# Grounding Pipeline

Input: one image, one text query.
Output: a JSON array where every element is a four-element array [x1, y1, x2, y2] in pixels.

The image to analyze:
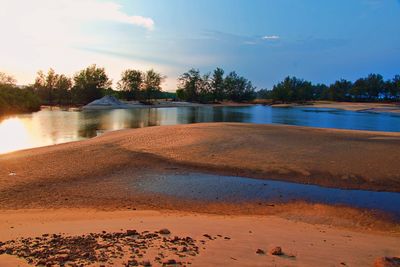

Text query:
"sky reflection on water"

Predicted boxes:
[[1, 105, 400, 154]]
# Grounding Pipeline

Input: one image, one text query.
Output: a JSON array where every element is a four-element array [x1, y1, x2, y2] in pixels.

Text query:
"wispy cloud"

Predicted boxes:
[[0, 0, 156, 86], [0, 0, 154, 33], [262, 35, 280, 40]]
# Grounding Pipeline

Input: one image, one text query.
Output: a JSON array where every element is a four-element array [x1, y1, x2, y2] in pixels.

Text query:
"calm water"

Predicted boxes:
[[134, 173, 400, 219], [1, 105, 400, 153]]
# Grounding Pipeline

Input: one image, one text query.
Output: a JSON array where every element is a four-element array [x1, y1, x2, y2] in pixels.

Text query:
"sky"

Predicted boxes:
[[0, 0, 399, 91]]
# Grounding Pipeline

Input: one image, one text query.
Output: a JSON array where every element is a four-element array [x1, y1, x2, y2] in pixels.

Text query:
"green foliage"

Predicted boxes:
[[71, 65, 112, 105], [271, 76, 312, 102], [117, 69, 143, 100], [212, 67, 225, 101], [224, 71, 256, 102], [34, 69, 73, 105], [117, 69, 165, 103], [177, 68, 256, 103], [257, 89, 272, 99], [260, 74, 400, 103], [178, 69, 202, 102], [142, 69, 165, 102], [328, 79, 352, 101], [0, 84, 41, 115], [158, 91, 177, 99], [176, 88, 186, 101]]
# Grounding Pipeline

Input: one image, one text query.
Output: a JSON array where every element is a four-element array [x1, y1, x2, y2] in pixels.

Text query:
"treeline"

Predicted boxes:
[[31, 65, 165, 105], [0, 73, 41, 115], [176, 68, 256, 103], [258, 74, 400, 102]]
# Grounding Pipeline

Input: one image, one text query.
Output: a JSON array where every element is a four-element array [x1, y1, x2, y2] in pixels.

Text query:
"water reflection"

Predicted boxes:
[[134, 173, 400, 219], [1, 105, 400, 154]]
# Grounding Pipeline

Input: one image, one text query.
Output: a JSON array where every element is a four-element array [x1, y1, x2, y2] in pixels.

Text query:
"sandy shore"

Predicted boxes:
[[0, 209, 399, 267], [296, 101, 400, 113], [2, 123, 399, 193], [1, 123, 400, 265]]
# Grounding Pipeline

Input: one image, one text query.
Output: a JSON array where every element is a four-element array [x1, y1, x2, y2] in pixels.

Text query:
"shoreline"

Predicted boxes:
[[271, 101, 400, 114]]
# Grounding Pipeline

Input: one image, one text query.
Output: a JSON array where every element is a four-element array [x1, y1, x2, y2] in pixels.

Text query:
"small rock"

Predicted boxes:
[[374, 257, 400, 267], [163, 259, 177, 265], [140, 260, 151, 266], [127, 230, 138, 236], [269, 246, 283, 256], [159, 229, 171, 235], [256, 249, 265, 255], [203, 234, 213, 240]]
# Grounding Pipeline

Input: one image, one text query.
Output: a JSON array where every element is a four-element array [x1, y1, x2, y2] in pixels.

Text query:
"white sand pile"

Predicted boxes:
[[83, 96, 129, 110]]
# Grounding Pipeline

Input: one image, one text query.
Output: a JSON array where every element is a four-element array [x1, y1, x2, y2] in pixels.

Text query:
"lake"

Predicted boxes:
[[1, 105, 400, 154]]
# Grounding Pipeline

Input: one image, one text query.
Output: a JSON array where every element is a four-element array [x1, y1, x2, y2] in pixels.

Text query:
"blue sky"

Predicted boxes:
[[0, 0, 399, 90]]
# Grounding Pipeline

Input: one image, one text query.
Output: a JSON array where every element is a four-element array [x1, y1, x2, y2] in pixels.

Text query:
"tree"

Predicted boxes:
[[0, 83, 41, 115], [329, 79, 352, 101], [117, 69, 143, 100], [71, 65, 111, 104], [178, 69, 202, 102], [224, 72, 256, 102], [142, 69, 165, 102], [54, 74, 73, 104], [385, 75, 400, 101], [0, 72, 17, 85], [312, 83, 329, 100], [257, 89, 272, 99], [271, 76, 312, 102], [33, 69, 73, 105], [177, 68, 256, 103], [211, 67, 225, 102], [198, 73, 213, 103]]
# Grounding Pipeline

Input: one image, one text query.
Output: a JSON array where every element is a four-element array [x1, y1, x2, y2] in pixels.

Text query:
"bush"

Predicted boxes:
[[0, 84, 41, 115]]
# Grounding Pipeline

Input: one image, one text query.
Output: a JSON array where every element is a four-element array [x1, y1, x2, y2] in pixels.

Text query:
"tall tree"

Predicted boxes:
[[72, 65, 111, 104], [211, 67, 225, 102], [178, 69, 202, 102], [117, 69, 143, 100], [0, 72, 17, 85], [271, 76, 312, 102], [34, 69, 73, 105], [329, 79, 352, 101], [392, 75, 400, 100], [224, 72, 256, 102], [142, 69, 165, 102], [54, 74, 73, 104]]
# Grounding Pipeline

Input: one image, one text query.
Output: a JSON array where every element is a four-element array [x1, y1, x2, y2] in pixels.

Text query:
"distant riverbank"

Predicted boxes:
[[270, 101, 400, 114], [83, 98, 400, 115]]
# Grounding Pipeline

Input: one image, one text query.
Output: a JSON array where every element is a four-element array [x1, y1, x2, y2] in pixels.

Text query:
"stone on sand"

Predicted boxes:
[[269, 246, 283, 256], [374, 257, 400, 267]]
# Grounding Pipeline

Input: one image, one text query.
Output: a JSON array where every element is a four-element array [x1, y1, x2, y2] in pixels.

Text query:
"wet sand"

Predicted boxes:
[[1, 123, 400, 265]]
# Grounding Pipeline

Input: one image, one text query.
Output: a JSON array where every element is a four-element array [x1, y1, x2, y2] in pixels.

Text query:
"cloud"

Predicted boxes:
[[77, 1, 155, 30], [0, 0, 158, 87], [262, 35, 280, 40], [0, 0, 154, 32]]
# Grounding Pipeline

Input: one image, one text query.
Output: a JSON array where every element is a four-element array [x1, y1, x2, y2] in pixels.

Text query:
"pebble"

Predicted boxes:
[[256, 249, 265, 255], [269, 246, 283, 256]]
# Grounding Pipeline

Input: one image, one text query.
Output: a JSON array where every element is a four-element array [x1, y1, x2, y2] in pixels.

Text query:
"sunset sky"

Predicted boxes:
[[0, 0, 399, 91]]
